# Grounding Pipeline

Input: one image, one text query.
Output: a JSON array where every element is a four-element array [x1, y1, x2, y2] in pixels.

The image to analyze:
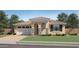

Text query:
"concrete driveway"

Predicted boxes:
[[0, 35, 26, 42]]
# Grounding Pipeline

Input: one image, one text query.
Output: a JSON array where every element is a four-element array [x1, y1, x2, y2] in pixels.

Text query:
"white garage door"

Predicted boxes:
[[15, 28, 32, 35]]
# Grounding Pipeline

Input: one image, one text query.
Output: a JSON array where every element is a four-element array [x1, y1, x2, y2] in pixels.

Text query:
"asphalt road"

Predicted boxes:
[[0, 44, 79, 48]]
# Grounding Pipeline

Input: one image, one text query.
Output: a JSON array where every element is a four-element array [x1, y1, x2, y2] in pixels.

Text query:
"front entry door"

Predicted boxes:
[[34, 24, 38, 35]]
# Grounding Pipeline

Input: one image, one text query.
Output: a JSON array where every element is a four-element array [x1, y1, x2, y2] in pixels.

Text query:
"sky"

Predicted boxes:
[[4, 10, 79, 21]]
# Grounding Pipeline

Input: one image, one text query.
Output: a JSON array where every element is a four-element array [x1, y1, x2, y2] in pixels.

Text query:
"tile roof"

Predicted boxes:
[[15, 17, 66, 26], [49, 20, 66, 24], [15, 21, 32, 26], [29, 17, 50, 23]]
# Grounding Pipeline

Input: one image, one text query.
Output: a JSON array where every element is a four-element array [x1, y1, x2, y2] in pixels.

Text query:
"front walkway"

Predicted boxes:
[[0, 35, 26, 42]]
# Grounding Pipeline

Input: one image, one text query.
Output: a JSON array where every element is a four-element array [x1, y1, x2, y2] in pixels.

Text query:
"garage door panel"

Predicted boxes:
[[15, 28, 32, 35]]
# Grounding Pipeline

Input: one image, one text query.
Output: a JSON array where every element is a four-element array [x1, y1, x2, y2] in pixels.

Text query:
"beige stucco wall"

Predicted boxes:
[[41, 29, 46, 34], [31, 24, 34, 35]]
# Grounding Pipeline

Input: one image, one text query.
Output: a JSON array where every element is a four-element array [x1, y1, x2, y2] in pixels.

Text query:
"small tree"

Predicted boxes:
[[9, 14, 19, 34], [57, 13, 68, 22], [0, 10, 8, 34], [67, 13, 79, 33], [67, 13, 78, 28], [77, 20, 79, 28]]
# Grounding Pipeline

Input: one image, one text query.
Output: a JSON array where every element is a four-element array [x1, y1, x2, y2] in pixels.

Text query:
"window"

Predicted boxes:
[[25, 26, 31, 28], [22, 26, 25, 28], [18, 26, 31, 28], [50, 25, 53, 31], [53, 24, 59, 31], [59, 25, 62, 31], [29, 26, 31, 28], [50, 24, 62, 31], [25, 26, 29, 28], [18, 26, 21, 28]]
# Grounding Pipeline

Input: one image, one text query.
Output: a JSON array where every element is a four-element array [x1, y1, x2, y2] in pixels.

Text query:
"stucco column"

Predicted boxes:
[[62, 25, 65, 34], [46, 22, 49, 34], [31, 24, 34, 35], [38, 24, 41, 35]]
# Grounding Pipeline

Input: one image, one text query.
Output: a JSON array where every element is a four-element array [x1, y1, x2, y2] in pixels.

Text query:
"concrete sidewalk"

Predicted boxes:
[[0, 35, 26, 42]]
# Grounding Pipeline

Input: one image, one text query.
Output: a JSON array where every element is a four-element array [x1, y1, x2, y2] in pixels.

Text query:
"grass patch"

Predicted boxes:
[[22, 36, 79, 42]]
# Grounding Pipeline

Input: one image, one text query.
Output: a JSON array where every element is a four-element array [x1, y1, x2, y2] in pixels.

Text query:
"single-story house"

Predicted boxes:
[[15, 17, 66, 35]]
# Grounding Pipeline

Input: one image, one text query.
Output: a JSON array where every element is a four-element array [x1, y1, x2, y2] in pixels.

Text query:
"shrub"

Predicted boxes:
[[40, 34, 52, 36], [7, 32, 12, 35], [0, 32, 4, 35], [69, 33, 77, 35], [56, 34, 66, 36], [13, 33, 16, 35]]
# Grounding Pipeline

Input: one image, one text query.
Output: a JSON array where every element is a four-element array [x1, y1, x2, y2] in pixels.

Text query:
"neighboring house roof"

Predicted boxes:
[[29, 17, 50, 23]]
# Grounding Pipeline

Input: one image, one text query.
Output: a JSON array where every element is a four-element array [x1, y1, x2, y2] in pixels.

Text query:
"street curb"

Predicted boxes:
[[16, 41, 79, 47], [18, 41, 79, 44], [16, 41, 79, 46]]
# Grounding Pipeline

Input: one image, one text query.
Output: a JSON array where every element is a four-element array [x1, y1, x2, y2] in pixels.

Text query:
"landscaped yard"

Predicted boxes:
[[0, 35, 6, 38], [22, 36, 79, 42]]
